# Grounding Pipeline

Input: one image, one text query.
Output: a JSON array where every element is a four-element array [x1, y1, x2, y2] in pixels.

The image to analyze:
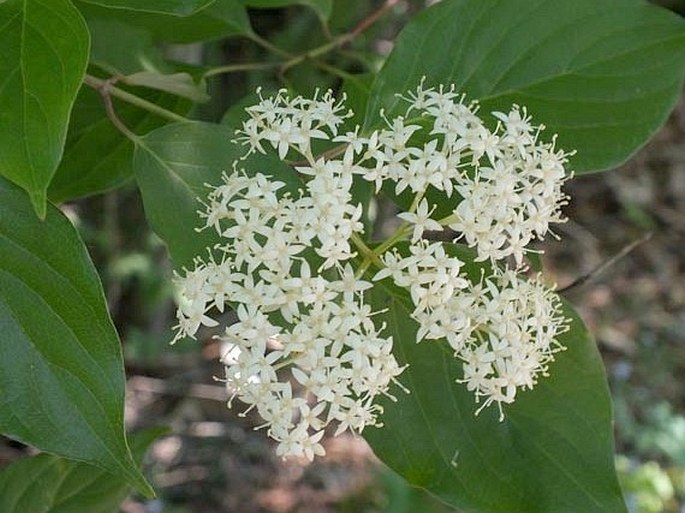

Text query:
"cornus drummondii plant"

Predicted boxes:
[[172, 81, 571, 458]]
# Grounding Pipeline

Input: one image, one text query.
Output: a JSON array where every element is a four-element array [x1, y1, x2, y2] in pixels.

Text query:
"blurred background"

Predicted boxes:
[[3, 1, 685, 512]]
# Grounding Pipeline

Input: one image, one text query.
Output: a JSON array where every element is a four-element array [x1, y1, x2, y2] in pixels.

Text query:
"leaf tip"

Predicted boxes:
[[29, 189, 47, 220], [129, 469, 156, 499]]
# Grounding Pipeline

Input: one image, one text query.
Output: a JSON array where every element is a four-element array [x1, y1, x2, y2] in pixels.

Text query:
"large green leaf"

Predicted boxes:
[[134, 122, 301, 269], [0, 0, 89, 217], [364, 0, 685, 173], [77, 0, 253, 43], [87, 17, 166, 75], [78, 0, 215, 16], [240, 0, 333, 21], [48, 85, 189, 203], [0, 428, 164, 513], [365, 259, 627, 513], [0, 177, 152, 497]]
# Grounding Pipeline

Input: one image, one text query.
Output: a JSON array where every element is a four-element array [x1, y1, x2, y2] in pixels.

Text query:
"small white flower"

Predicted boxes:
[[397, 199, 443, 243]]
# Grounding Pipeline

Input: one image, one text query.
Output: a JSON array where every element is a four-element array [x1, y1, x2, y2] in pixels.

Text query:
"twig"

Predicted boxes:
[[84, 73, 188, 126], [203, 61, 282, 78], [557, 232, 653, 294], [311, 59, 357, 81], [128, 375, 227, 402], [288, 143, 348, 167], [350, 0, 399, 38], [155, 467, 209, 488], [85, 75, 141, 143], [279, 0, 398, 75], [246, 31, 295, 59]]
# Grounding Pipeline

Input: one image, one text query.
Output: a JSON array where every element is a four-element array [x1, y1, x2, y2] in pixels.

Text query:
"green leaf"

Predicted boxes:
[[341, 73, 373, 130], [0, 0, 90, 217], [0, 428, 164, 513], [48, 85, 189, 203], [364, 0, 685, 173], [220, 89, 267, 129], [240, 0, 333, 21], [77, 0, 253, 43], [124, 71, 210, 103], [134, 122, 301, 269], [381, 468, 458, 513], [0, 177, 152, 497], [87, 17, 166, 75], [365, 255, 627, 513], [78, 0, 215, 16]]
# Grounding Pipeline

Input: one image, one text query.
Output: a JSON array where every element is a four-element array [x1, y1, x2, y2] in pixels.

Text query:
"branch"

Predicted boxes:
[[557, 232, 653, 294], [84, 74, 188, 126]]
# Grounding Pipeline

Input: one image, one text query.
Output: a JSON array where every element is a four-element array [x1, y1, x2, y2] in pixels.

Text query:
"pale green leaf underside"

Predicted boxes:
[[0, 177, 151, 496], [365, 0, 685, 173], [124, 71, 210, 103]]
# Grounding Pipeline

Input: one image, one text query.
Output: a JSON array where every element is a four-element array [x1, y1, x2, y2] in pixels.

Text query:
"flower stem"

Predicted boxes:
[[408, 190, 425, 215], [350, 233, 383, 269], [438, 212, 459, 225], [355, 191, 424, 277]]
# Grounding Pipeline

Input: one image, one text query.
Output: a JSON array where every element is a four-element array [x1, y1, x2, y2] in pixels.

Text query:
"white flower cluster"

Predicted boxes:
[[173, 91, 404, 459], [173, 82, 572, 458], [361, 82, 571, 417], [376, 245, 567, 418], [239, 87, 351, 161], [459, 269, 567, 414], [348, 82, 572, 265]]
